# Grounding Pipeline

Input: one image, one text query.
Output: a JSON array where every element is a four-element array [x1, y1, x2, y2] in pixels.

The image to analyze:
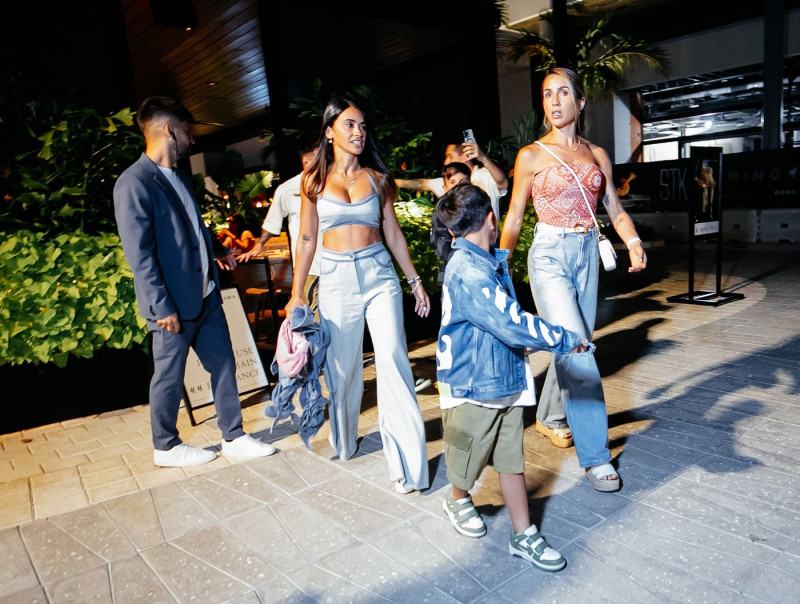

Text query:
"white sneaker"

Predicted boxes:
[[153, 443, 216, 467], [222, 434, 277, 458]]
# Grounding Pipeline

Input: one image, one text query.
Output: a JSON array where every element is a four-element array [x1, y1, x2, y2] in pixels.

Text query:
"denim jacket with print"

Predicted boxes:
[[436, 238, 583, 401]]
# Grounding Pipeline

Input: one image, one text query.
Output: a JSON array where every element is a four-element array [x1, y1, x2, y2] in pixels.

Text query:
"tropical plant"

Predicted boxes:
[[393, 193, 440, 295], [496, 12, 670, 99], [0, 230, 147, 367], [196, 169, 275, 233], [0, 99, 142, 235]]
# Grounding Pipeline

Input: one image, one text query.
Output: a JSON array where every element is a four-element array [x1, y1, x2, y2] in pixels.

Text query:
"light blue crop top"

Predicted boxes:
[[317, 174, 381, 233]]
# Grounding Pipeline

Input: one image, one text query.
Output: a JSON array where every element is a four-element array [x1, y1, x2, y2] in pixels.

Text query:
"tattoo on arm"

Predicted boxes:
[[258, 232, 270, 245], [302, 234, 311, 241], [614, 216, 624, 228], [602, 194, 610, 208]]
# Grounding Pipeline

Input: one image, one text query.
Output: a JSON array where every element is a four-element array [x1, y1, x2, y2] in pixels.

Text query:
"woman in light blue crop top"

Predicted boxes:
[[285, 97, 430, 494]]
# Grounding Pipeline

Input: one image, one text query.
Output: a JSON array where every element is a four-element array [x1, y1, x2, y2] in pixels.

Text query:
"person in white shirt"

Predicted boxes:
[[396, 134, 508, 217], [239, 141, 322, 309]]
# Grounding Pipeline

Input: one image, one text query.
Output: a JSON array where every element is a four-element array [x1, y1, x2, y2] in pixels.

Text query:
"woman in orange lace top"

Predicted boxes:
[[500, 67, 646, 493]]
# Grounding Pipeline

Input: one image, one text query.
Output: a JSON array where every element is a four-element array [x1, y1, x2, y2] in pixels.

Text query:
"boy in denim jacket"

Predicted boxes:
[[435, 183, 587, 572]]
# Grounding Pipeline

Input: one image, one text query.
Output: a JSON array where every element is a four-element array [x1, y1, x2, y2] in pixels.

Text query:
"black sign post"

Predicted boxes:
[[667, 146, 744, 306]]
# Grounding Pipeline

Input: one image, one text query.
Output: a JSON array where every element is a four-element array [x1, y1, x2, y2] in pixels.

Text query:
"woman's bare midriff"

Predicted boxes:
[[322, 224, 382, 252]]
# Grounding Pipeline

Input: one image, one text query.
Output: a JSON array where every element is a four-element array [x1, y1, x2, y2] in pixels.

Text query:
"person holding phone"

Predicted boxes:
[[396, 130, 508, 217]]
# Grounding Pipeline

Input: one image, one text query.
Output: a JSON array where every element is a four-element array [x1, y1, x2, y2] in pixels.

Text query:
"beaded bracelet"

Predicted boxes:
[[407, 275, 421, 285]]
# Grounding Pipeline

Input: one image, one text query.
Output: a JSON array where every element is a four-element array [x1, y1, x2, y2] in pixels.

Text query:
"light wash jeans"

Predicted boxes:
[[318, 242, 429, 491], [529, 225, 611, 468]]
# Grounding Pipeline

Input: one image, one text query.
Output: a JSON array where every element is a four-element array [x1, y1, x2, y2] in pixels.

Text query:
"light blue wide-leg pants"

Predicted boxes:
[[529, 227, 611, 468], [318, 242, 429, 491]]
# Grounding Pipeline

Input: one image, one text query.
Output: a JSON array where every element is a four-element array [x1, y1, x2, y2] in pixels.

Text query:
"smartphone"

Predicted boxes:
[[462, 129, 476, 144]]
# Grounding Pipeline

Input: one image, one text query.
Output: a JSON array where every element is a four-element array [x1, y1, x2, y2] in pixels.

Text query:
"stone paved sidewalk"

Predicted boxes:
[[1, 243, 799, 603]]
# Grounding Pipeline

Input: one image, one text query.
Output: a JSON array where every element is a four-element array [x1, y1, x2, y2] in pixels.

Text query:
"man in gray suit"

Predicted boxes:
[[114, 96, 276, 467]]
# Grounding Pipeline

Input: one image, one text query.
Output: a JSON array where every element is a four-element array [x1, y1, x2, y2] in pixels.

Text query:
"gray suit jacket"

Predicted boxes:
[[114, 153, 224, 322]]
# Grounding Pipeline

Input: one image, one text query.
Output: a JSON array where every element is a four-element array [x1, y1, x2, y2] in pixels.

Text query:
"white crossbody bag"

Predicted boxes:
[[534, 141, 617, 271]]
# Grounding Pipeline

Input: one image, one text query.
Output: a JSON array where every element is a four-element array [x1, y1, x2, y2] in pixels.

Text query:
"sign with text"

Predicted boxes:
[[183, 288, 268, 406], [609, 159, 692, 213]]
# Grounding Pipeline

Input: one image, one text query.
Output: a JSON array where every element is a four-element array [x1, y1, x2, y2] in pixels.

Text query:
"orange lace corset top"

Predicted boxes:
[[532, 162, 604, 228]]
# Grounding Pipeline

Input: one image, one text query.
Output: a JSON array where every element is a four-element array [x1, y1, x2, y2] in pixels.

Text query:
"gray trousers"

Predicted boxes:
[[148, 288, 245, 450], [318, 242, 429, 491]]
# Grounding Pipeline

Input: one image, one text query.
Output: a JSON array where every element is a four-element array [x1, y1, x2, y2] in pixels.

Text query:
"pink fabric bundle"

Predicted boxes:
[[274, 319, 310, 377]]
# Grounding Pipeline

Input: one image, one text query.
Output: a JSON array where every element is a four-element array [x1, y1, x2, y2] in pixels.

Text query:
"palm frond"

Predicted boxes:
[[501, 11, 671, 99], [493, 0, 509, 27], [496, 29, 556, 68]]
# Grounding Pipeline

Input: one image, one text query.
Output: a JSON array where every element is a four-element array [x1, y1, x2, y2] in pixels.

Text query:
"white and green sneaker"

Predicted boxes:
[[442, 488, 487, 538], [509, 525, 566, 572]]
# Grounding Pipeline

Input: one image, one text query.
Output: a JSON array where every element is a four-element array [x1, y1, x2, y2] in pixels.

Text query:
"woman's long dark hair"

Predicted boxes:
[[303, 97, 396, 203]]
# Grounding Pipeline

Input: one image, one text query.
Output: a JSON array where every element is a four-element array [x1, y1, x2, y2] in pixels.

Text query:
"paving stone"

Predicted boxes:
[[0, 505, 33, 531], [76, 456, 127, 477], [600, 504, 779, 589], [742, 562, 800, 603], [109, 555, 174, 603], [277, 566, 378, 603], [178, 474, 265, 521], [565, 539, 739, 603], [244, 452, 321, 494], [19, 520, 105, 585], [410, 515, 532, 591], [317, 540, 457, 603], [28, 466, 77, 488], [40, 453, 91, 473], [525, 491, 607, 530], [86, 477, 141, 504], [150, 482, 217, 540], [294, 474, 419, 538], [50, 505, 136, 562], [0, 528, 39, 597], [140, 542, 249, 602], [225, 591, 263, 603], [80, 465, 133, 489], [0, 585, 47, 604], [679, 455, 800, 511], [103, 490, 165, 550], [660, 477, 800, 541], [201, 462, 285, 504], [262, 493, 359, 563], [488, 551, 617, 603], [31, 479, 89, 519], [45, 565, 111, 603], [222, 504, 318, 574], [610, 453, 683, 498], [171, 525, 278, 588], [784, 538, 800, 557], [373, 524, 488, 602], [619, 434, 712, 469]]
